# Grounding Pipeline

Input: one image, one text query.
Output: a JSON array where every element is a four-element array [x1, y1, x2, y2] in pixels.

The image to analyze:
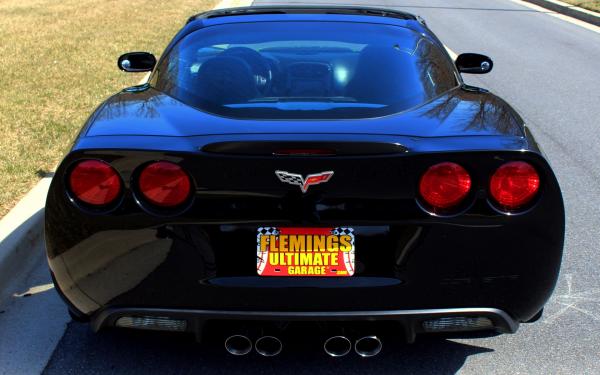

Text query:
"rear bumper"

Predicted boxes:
[[91, 306, 518, 342], [48, 222, 562, 324]]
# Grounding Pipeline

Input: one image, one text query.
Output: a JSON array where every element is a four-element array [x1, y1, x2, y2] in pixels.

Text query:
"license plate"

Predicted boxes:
[[256, 227, 355, 277]]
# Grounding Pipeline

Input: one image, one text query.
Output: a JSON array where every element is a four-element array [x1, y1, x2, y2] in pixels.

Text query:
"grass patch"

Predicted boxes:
[[560, 0, 600, 12], [0, 0, 219, 218]]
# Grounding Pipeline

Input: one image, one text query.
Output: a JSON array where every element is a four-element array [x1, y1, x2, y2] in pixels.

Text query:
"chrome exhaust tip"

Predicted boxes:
[[255, 335, 283, 357], [323, 335, 352, 357], [354, 336, 382, 357], [225, 335, 252, 356]]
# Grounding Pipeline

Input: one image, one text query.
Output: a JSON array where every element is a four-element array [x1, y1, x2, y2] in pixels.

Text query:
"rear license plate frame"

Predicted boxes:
[[256, 227, 355, 277]]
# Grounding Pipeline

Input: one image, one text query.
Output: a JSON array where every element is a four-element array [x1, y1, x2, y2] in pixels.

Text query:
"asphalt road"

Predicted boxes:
[[6, 0, 599, 374]]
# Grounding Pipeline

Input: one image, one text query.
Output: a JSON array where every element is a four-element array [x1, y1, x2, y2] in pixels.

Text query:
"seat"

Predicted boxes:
[[193, 55, 259, 105], [345, 45, 423, 105]]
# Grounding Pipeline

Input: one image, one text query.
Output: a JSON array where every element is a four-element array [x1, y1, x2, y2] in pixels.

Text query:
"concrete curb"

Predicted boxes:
[[0, 177, 52, 301], [523, 0, 600, 26]]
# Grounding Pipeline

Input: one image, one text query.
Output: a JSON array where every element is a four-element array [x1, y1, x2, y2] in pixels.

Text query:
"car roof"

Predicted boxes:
[[180, 6, 430, 41], [187, 6, 429, 30], [188, 5, 418, 23]]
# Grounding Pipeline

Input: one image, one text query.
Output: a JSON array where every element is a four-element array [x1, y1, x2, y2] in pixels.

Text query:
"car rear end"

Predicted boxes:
[[45, 9, 564, 347], [46, 136, 564, 342]]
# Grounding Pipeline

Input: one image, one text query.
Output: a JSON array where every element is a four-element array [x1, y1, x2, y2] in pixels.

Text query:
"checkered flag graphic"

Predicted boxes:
[[257, 227, 280, 236], [257, 227, 279, 274], [275, 170, 304, 187], [331, 227, 355, 276], [332, 227, 354, 236], [332, 227, 355, 249], [257, 227, 279, 256]]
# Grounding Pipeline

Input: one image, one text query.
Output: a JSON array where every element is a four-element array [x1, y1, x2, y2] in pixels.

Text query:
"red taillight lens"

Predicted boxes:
[[419, 162, 472, 209], [139, 161, 191, 207], [69, 160, 121, 206], [490, 161, 540, 210]]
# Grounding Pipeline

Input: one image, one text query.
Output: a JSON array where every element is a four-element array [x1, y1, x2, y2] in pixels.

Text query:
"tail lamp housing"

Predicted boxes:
[[68, 160, 122, 206], [490, 161, 540, 211], [419, 162, 472, 211], [138, 161, 192, 208]]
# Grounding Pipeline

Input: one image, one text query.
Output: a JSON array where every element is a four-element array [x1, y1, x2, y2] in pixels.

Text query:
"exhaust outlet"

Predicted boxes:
[[354, 336, 382, 357], [255, 336, 283, 357], [225, 335, 252, 356], [323, 336, 352, 357]]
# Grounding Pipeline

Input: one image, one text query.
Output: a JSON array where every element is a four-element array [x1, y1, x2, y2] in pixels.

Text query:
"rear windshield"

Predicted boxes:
[[154, 21, 458, 119]]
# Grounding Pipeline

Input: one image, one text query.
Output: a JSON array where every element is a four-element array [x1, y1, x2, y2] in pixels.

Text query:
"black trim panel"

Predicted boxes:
[[92, 306, 519, 341]]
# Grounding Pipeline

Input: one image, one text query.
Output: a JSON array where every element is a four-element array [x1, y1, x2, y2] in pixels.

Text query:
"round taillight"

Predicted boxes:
[[419, 162, 472, 209], [490, 161, 540, 210], [138, 161, 191, 207], [69, 160, 122, 206]]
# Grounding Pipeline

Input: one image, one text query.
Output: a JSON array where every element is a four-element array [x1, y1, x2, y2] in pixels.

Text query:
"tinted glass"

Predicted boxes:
[[155, 22, 458, 119]]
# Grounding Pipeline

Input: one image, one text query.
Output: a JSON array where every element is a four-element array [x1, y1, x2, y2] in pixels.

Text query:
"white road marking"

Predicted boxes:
[[543, 273, 600, 324], [138, 72, 150, 85], [561, 302, 600, 321], [506, 0, 600, 34], [444, 45, 458, 60], [543, 301, 576, 324], [13, 283, 54, 298]]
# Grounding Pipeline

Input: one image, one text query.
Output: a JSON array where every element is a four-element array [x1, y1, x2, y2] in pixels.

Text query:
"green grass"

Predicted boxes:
[[561, 0, 600, 12], [0, 0, 218, 218]]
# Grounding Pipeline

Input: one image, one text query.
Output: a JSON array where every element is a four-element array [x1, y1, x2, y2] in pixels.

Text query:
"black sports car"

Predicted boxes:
[[46, 6, 564, 357]]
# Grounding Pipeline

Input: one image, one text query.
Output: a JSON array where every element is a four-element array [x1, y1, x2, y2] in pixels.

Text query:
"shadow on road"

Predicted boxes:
[[44, 322, 494, 375]]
